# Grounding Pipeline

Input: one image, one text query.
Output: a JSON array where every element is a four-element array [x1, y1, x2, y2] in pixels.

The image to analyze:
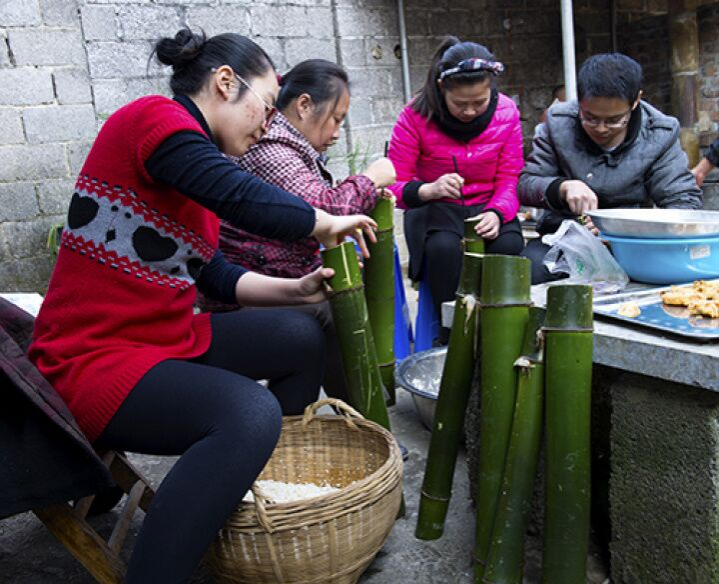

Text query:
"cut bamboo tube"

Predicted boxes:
[[463, 218, 486, 254], [416, 252, 483, 540], [542, 284, 593, 584], [321, 241, 391, 430], [474, 255, 532, 583], [364, 197, 396, 405], [483, 307, 545, 584]]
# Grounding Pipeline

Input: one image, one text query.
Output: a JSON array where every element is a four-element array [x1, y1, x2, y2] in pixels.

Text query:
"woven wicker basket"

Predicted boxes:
[[207, 398, 403, 584]]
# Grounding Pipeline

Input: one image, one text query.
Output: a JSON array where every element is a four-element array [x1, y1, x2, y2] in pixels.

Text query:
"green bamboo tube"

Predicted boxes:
[[463, 218, 486, 254], [321, 241, 391, 430], [364, 197, 396, 405], [415, 252, 483, 540], [482, 307, 545, 584], [474, 255, 531, 583], [542, 285, 593, 584]]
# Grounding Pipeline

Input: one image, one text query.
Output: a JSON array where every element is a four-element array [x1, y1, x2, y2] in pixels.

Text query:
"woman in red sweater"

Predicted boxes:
[[29, 29, 375, 583]]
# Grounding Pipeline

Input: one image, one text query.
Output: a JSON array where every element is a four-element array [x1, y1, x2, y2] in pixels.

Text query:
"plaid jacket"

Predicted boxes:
[[199, 112, 377, 311]]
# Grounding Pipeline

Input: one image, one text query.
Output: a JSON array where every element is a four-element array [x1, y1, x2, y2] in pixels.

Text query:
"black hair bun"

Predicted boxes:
[[155, 28, 207, 69]]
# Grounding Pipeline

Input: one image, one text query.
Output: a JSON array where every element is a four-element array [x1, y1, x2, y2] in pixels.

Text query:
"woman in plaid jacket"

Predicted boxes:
[[199, 59, 396, 402]]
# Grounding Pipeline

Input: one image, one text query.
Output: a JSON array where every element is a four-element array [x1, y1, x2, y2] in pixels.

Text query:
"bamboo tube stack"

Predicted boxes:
[[482, 307, 546, 584], [415, 252, 483, 540], [473, 255, 532, 582], [364, 197, 397, 406], [542, 285, 593, 584], [321, 241, 391, 431]]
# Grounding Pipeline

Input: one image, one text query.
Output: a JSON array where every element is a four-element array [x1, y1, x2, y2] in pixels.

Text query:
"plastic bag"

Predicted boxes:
[[542, 219, 629, 294]]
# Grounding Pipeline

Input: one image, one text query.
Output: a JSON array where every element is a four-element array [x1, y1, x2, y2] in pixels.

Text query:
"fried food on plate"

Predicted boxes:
[[617, 301, 641, 318], [660, 287, 704, 306], [688, 300, 719, 319], [659, 280, 719, 321]]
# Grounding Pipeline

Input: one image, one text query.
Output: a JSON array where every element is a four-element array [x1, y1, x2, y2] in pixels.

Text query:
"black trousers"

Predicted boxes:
[[520, 238, 569, 285], [97, 309, 325, 583]]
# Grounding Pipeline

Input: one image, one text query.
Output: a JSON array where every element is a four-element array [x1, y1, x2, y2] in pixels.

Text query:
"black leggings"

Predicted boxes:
[[425, 226, 525, 334], [97, 309, 325, 583], [238, 300, 349, 403]]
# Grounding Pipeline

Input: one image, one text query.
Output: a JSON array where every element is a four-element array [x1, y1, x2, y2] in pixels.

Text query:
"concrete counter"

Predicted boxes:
[[444, 283, 719, 391], [443, 285, 719, 584]]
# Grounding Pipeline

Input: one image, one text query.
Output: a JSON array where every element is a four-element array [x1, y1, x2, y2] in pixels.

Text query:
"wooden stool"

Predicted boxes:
[[32, 450, 156, 584]]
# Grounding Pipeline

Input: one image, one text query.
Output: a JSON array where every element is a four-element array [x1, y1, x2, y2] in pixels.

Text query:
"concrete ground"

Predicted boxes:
[[0, 388, 610, 584], [0, 274, 610, 583]]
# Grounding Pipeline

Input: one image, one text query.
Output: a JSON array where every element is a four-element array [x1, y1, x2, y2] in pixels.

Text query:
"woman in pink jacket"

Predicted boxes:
[[388, 37, 524, 344]]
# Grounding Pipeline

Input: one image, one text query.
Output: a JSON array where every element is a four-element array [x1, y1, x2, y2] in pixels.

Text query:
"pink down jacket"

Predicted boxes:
[[387, 93, 523, 222]]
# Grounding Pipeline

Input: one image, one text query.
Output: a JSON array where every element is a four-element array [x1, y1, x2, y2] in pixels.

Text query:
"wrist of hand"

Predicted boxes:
[[418, 183, 435, 201], [559, 181, 571, 200]]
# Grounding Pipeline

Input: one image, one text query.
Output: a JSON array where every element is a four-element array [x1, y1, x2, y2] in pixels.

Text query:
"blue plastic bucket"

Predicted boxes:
[[602, 234, 719, 284]]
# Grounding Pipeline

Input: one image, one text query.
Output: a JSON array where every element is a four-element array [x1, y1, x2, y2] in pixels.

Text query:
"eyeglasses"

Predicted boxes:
[[234, 72, 278, 129], [579, 108, 632, 129]]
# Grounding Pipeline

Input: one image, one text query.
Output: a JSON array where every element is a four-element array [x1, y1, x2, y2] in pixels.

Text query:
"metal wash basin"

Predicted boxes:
[[394, 347, 447, 431]]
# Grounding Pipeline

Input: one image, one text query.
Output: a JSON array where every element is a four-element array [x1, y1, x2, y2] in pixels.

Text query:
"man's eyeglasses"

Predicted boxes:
[[579, 108, 632, 129], [234, 72, 278, 129]]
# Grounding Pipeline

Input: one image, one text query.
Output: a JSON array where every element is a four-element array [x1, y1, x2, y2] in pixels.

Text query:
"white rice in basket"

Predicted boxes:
[[243, 480, 340, 504]]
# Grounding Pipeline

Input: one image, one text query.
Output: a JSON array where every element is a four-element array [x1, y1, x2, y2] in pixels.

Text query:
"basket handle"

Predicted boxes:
[[250, 483, 275, 533], [301, 398, 364, 429], [249, 399, 364, 534]]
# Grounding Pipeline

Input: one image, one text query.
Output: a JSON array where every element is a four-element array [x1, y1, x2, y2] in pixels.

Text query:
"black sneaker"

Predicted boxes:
[[398, 442, 409, 461]]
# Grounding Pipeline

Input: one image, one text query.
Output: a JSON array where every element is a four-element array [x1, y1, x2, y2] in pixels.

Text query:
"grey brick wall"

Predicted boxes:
[[0, 0, 349, 292], [0, 0, 697, 293]]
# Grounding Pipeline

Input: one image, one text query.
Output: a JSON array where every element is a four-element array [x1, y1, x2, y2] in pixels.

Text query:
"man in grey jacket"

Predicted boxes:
[[519, 53, 702, 283]]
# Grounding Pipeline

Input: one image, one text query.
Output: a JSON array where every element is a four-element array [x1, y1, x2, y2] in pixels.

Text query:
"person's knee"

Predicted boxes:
[[486, 232, 524, 256], [425, 231, 460, 261], [212, 384, 282, 458], [521, 239, 566, 284], [278, 310, 325, 354]]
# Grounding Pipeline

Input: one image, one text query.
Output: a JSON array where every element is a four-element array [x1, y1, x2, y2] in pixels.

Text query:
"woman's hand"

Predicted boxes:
[[419, 173, 464, 202], [295, 267, 335, 304], [312, 209, 377, 258], [472, 212, 501, 240], [559, 180, 598, 215], [363, 157, 396, 188], [377, 187, 396, 203], [234, 268, 335, 307]]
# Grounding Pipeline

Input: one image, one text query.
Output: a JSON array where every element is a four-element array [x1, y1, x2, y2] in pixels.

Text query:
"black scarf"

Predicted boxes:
[[435, 88, 499, 142]]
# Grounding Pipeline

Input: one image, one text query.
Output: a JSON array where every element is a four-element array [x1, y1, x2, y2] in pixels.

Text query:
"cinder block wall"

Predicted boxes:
[[0, 0, 691, 293], [0, 0, 409, 292]]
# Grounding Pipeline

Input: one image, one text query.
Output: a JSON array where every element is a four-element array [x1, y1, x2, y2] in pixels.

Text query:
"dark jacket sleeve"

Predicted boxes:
[[644, 137, 703, 209], [518, 121, 570, 213], [705, 138, 719, 167], [145, 131, 316, 241], [195, 250, 247, 303]]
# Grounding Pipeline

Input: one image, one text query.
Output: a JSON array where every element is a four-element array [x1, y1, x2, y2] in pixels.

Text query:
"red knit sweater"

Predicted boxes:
[[30, 96, 219, 442]]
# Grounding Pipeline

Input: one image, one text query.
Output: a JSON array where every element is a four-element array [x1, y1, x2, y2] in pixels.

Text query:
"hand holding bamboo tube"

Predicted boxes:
[[463, 217, 486, 254], [321, 241, 391, 430], [312, 209, 377, 258], [233, 267, 335, 306]]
